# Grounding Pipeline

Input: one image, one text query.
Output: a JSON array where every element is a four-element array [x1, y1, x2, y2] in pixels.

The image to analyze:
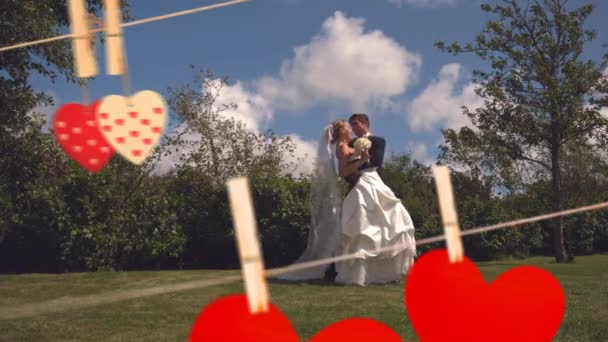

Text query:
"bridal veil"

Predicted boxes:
[[278, 124, 342, 280]]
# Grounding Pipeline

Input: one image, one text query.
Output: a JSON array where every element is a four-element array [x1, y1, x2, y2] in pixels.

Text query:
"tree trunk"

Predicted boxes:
[[550, 142, 569, 263], [205, 124, 221, 179]]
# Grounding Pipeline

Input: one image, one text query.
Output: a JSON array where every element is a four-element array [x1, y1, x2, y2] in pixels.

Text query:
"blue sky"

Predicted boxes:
[[29, 0, 608, 174]]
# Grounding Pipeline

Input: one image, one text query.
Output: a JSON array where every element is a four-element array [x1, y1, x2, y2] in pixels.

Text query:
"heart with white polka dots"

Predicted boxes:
[[52, 101, 115, 173], [96, 90, 168, 165]]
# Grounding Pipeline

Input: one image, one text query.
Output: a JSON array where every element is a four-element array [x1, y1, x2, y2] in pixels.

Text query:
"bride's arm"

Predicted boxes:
[[337, 144, 369, 178], [342, 144, 356, 155]]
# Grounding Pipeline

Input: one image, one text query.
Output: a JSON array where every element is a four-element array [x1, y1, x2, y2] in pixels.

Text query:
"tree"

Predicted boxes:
[[154, 67, 310, 269], [0, 0, 131, 133], [436, 0, 608, 262], [0, 1, 132, 240], [0, 1, 132, 270], [160, 67, 301, 183]]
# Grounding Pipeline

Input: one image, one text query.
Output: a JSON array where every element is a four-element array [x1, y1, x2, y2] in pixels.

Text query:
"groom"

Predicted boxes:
[[344, 113, 386, 189]]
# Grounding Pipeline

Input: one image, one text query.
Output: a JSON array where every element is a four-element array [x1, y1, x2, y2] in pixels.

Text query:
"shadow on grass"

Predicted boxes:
[[269, 278, 346, 287], [269, 278, 403, 288]]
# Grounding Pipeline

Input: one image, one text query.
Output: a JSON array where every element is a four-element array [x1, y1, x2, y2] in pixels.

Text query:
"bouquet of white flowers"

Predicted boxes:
[[351, 137, 372, 160]]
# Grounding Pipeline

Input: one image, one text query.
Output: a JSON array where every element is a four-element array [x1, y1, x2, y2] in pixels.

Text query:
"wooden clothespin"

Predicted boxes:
[[67, 0, 98, 78], [103, 0, 126, 75], [227, 177, 270, 314], [432, 165, 464, 263]]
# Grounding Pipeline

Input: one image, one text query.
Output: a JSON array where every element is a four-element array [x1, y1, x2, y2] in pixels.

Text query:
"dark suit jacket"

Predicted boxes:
[[344, 135, 386, 188]]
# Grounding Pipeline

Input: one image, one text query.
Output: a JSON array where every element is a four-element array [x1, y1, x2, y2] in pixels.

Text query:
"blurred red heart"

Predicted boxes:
[[189, 294, 403, 341], [189, 294, 299, 342], [52, 101, 114, 172], [310, 317, 402, 342], [190, 249, 565, 341], [405, 249, 565, 342]]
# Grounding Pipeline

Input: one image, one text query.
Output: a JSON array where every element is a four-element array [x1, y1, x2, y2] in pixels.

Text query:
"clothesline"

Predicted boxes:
[[0, 0, 249, 53], [2, 198, 607, 321], [268, 199, 608, 276]]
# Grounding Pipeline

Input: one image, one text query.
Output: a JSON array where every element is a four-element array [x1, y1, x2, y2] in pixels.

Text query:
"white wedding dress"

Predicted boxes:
[[278, 124, 416, 286], [335, 167, 417, 286]]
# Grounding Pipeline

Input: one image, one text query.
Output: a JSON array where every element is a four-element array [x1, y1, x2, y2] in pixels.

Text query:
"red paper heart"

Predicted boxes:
[[52, 102, 114, 173], [310, 317, 402, 342], [189, 294, 299, 342], [189, 294, 403, 341], [96, 91, 167, 165], [405, 249, 565, 342]]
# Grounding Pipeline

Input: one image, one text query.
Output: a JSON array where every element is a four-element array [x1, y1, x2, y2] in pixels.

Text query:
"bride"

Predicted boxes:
[[278, 120, 416, 286]]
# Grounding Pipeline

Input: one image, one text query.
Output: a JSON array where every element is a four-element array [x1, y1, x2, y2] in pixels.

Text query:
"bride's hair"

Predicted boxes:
[[330, 120, 349, 143]]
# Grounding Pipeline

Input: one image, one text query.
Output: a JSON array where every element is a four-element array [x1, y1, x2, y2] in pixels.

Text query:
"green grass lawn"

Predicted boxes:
[[0, 254, 606, 341]]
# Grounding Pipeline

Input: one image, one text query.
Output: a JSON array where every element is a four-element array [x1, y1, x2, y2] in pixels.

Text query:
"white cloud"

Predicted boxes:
[[407, 63, 483, 132], [257, 11, 422, 113], [283, 134, 317, 176], [388, 0, 458, 8], [152, 123, 197, 175], [407, 141, 435, 165], [155, 11, 424, 175], [212, 80, 273, 132]]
